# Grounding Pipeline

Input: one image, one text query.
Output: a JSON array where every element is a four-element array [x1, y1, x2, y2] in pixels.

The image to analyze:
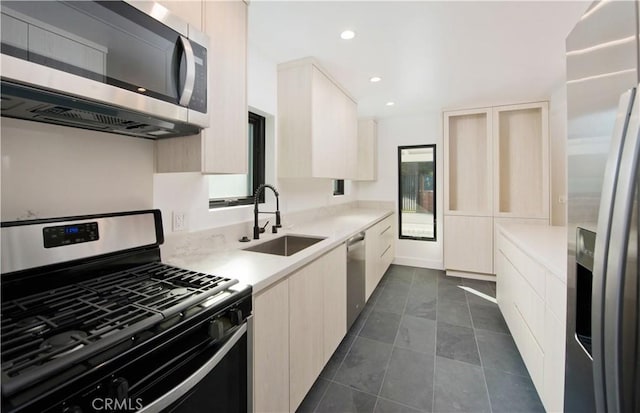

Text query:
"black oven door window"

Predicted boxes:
[[165, 333, 247, 413]]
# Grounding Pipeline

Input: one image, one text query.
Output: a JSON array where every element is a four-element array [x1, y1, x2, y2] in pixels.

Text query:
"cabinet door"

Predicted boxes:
[[444, 108, 493, 215], [365, 222, 381, 300], [444, 215, 493, 274], [493, 102, 549, 218], [311, 66, 346, 178], [323, 245, 347, 361], [254, 279, 289, 413], [202, 0, 248, 174], [543, 306, 566, 412], [289, 261, 324, 411], [343, 95, 358, 179], [356, 119, 377, 181]]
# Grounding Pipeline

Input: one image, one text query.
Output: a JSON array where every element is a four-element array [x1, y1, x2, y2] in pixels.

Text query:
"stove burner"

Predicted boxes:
[[40, 331, 88, 358], [168, 288, 189, 297]]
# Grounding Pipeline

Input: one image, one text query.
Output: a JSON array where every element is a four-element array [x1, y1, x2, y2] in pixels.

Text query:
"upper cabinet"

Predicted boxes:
[[153, 0, 203, 30], [493, 103, 549, 219], [443, 101, 549, 278], [444, 108, 493, 216], [156, 0, 248, 174], [277, 58, 358, 179], [356, 118, 378, 181]]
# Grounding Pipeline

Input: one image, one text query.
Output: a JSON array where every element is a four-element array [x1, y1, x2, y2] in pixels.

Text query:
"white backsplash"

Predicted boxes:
[[160, 201, 368, 262]]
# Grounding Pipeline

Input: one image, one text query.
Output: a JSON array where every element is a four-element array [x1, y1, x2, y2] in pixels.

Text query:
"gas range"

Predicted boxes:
[[1, 210, 252, 413]]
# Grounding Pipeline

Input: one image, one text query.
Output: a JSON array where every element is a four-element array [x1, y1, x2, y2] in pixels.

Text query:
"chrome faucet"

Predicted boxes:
[[254, 184, 282, 240]]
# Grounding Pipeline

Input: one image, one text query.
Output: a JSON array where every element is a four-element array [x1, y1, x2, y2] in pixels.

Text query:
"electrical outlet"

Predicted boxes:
[[173, 211, 187, 232]]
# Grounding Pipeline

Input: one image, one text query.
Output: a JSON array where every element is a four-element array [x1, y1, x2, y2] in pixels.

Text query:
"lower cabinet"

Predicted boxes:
[[444, 215, 493, 276], [365, 215, 395, 300], [496, 229, 566, 412], [253, 278, 289, 413], [253, 244, 346, 413]]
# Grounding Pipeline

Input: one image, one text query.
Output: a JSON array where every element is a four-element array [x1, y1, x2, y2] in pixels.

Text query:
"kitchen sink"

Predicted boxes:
[[244, 235, 325, 256]]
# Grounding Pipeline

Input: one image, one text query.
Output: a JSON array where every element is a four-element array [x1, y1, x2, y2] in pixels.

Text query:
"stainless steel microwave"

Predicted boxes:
[[0, 1, 208, 139]]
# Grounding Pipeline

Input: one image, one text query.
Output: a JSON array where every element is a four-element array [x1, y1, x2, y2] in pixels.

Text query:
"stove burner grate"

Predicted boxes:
[[0, 262, 236, 396]]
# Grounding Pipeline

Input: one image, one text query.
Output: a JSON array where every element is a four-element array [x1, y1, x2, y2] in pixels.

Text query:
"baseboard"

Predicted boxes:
[[393, 256, 444, 270], [445, 270, 496, 282]]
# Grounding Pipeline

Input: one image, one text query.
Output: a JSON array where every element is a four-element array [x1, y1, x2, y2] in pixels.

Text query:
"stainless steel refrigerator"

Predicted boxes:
[[565, 1, 640, 412]]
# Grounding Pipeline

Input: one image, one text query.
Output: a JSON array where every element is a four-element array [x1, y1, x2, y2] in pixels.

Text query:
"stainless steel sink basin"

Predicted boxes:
[[244, 235, 325, 256]]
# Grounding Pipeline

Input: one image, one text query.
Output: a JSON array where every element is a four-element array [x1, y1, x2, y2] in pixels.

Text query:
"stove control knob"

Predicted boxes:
[[108, 377, 129, 400], [209, 318, 225, 341], [62, 406, 82, 413], [229, 309, 243, 325]]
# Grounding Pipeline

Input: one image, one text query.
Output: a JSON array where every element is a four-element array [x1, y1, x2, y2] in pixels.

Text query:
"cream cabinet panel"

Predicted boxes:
[[356, 118, 377, 181], [543, 306, 566, 413], [289, 261, 324, 411], [154, 0, 202, 29], [444, 109, 493, 215], [253, 279, 289, 413], [278, 58, 358, 179], [322, 245, 347, 362], [444, 215, 493, 275], [365, 215, 395, 300], [496, 229, 566, 411], [493, 102, 549, 219], [156, 0, 247, 174], [443, 101, 549, 277]]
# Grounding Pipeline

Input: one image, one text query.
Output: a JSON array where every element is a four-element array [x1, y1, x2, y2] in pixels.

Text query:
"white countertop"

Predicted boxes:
[[162, 208, 393, 294], [497, 223, 567, 282]]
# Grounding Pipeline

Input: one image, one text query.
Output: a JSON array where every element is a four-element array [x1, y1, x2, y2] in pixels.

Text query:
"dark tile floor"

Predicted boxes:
[[296, 265, 545, 413]]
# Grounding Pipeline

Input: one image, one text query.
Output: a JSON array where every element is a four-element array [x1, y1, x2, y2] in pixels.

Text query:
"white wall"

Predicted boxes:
[[549, 83, 568, 226], [359, 113, 444, 269], [1, 118, 154, 221], [153, 43, 356, 234]]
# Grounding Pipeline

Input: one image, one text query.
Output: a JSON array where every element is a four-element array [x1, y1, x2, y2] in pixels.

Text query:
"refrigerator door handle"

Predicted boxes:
[[592, 88, 636, 413], [603, 84, 640, 413]]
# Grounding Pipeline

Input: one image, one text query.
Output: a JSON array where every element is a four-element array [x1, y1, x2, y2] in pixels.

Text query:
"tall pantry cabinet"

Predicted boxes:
[[443, 102, 549, 279]]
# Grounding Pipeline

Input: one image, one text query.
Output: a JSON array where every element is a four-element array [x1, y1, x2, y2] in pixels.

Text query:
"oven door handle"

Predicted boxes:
[[138, 323, 247, 413]]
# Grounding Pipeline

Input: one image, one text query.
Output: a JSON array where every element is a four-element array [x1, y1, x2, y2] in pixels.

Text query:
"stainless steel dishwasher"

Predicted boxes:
[[346, 232, 366, 330]]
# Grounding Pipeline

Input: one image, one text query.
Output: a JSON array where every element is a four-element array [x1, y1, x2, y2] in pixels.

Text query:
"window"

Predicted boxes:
[[333, 179, 345, 196], [209, 112, 265, 208], [398, 144, 436, 241]]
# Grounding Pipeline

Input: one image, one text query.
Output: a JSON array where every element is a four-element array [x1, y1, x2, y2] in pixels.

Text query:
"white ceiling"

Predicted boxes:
[[248, 1, 590, 118]]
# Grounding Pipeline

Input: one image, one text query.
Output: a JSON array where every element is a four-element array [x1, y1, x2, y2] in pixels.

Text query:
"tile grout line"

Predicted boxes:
[[465, 282, 494, 413], [371, 267, 415, 413]]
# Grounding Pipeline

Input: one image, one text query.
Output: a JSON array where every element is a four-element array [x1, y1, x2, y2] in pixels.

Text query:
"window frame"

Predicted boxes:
[[397, 144, 437, 242], [208, 111, 266, 208]]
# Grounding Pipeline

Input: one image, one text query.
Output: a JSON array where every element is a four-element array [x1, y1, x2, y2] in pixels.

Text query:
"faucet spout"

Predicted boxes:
[[253, 184, 282, 240]]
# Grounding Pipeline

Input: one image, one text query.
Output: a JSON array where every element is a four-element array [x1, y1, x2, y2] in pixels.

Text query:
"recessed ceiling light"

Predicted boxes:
[[137, 87, 147, 93], [370, 76, 381, 83], [340, 30, 355, 40], [386, 101, 395, 106]]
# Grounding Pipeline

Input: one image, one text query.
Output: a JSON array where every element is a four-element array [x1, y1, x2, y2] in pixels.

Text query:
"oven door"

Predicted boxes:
[[137, 320, 250, 413]]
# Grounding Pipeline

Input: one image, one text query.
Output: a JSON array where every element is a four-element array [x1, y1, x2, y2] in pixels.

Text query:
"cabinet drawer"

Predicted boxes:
[[499, 234, 545, 298], [545, 270, 566, 321], [377, 216, 394, 255], [511, 299, 544, 394], [502, 255, 544, 346]]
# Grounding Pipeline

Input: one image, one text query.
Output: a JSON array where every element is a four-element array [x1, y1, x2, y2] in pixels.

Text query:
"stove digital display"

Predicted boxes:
[[43, 222, 99, 248]]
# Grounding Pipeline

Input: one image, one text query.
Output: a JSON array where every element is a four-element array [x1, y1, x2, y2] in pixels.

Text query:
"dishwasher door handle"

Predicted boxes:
[[347, 233, 365, 247]]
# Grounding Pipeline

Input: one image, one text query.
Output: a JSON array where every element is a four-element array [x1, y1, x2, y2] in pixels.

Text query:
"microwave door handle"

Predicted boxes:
[[603, 84, 640, 413], [137, 323, 247, 413], [179, 36, 196, 107], [592, 87, 636, 413]]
